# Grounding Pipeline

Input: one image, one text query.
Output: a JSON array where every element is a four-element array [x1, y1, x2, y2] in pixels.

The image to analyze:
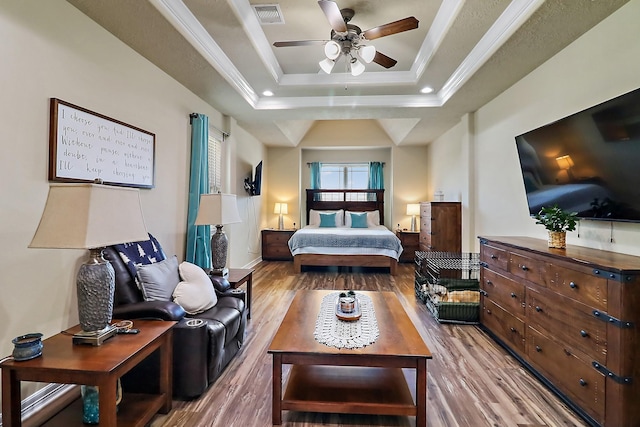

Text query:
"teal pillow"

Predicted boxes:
[[319, 212, 337, 227], [350, 212, 368, 228]]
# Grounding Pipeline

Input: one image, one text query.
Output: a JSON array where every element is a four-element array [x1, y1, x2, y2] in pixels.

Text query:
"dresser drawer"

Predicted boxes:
[[419, 233, 433, 251], [481, 268, 525, 317], [542, 263, 608, 312], [509, 252, 542, 284], [263, 232, 293, 245], [482, 299, 525, 354], [480, 243, 509, 271], [527, 286, 607, 364], [264, 245, 293, 259], [527, 326, 605, 425]]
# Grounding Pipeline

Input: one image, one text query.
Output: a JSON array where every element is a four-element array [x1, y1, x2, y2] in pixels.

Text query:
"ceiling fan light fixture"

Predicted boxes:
[[359, 45, 376, 64], [350, 58, 365, 76], [319, 57, 336, 74], [324, 40, 341, 60]]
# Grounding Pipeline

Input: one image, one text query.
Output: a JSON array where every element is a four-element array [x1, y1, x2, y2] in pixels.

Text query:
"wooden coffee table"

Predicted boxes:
[[268, 290, 431, 426]]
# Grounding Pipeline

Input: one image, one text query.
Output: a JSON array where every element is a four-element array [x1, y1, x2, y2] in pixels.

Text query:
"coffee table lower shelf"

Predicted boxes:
[[41, 392, 166, 427], [282, 365, 416, 416]]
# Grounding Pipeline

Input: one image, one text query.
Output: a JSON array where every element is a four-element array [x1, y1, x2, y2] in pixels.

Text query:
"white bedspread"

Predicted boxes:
[[288, 225, 403, 260]]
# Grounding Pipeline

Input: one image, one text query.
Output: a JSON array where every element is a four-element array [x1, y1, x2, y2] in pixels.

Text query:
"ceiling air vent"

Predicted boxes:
[[252, 4, 285, 25]]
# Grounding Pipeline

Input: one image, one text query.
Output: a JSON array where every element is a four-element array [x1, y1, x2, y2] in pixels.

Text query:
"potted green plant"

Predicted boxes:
[[533, 205, 578, 248]]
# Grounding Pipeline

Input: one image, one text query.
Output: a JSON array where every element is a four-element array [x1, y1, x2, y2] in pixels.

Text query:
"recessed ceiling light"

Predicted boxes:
[[420, 86, 434, 94], [263, 90, 274, 97]]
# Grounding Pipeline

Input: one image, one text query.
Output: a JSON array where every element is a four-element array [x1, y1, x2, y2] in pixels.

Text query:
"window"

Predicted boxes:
[[319, 163, 369, 201], [207, 129, 224, 193], [320, 163, 369, 189]]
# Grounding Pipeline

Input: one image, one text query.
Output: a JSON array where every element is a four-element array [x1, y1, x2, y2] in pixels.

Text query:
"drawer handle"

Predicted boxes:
[[486, 280, 493, 285], [510, 292, 517, 298], [569, 281, 577, 289], [535, 306, 542, 312], [479, 290, 488, 296], [510, 327, 516, 333], [490, 254, 497, 259], [579, 378, 587, 387], [580, 330, 588, 338], [535, 345, 542, 352], [521, 265, 529, 271], [486, 309, 492, 315]]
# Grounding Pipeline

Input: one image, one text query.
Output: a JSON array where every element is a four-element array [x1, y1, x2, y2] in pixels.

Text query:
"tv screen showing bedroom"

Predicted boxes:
[[515, 87, 640, 222]]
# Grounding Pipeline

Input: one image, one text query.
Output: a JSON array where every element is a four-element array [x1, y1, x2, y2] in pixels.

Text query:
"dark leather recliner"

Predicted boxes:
[[103, 245, 247, 399]]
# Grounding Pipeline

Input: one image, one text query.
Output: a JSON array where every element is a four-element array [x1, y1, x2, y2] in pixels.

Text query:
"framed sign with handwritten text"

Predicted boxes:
[[49, 98, 155, 188]]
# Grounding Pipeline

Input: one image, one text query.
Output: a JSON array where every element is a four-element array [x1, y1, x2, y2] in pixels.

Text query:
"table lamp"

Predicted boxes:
[[274, 202, 288, 230], [29, 183, 149, 345], [195, 193, 242, 276], [406, 203, 420, 232]]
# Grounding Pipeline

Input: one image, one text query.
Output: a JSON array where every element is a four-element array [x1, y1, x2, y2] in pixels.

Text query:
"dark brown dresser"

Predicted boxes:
[[478, 236, 640, 427], [419, 202, 461, 252]]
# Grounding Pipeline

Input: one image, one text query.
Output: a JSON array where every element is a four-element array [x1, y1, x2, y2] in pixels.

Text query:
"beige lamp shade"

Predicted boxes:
[[556, 155, 574, 170], [195, 193, 242, 226], [29, 183, 149, 249], [406, 204, 421, 216], [274, 203, 288, 215]]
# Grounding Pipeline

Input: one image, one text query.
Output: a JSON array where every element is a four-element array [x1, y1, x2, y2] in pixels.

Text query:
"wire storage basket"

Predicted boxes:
[[414, 252, 480, 324]]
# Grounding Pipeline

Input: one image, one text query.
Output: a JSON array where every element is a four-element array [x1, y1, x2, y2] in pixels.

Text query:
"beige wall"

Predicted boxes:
[[266, 120, 430, 230], [0, 0, 265, 402], [429, 0, 640, 255]]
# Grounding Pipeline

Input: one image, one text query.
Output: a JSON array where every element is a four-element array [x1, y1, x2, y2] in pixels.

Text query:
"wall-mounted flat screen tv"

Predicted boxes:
[[515, 87, 640, 222]]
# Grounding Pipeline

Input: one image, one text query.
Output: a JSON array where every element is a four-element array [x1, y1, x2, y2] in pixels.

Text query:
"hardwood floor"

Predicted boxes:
[[150, 261, 588, 427]]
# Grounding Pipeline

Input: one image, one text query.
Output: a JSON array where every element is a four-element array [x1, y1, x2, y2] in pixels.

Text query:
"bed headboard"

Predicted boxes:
[[305, 189, 385, 225]]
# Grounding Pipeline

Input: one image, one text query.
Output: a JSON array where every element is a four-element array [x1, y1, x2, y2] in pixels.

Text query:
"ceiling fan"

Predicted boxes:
[[273, 1, 419, 76]]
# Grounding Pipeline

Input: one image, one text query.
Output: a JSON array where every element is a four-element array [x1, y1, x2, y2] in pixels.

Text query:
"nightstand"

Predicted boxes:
[[396, 230, 420, 263], [261, 229, 296, 261]]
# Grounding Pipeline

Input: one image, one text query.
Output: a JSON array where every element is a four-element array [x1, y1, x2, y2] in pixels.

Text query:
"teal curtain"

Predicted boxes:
[[185, 113, 211, 268], [309, 162, 321, 201], [368, 162, 384, 200], [310, 162, 321, 189]]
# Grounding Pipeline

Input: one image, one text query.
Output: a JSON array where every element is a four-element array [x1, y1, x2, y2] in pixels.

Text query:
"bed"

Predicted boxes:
[[288, 189, 402, 275]]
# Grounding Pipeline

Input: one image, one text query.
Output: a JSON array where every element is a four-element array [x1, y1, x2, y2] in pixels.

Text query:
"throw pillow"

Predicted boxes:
[[366, 210, 380, 227], [136, 255, 180, 301], [319, 212, 337, 227], [174, 262, 218, 314], [309, 209, 344, 226], [350, 212, 368, 228]]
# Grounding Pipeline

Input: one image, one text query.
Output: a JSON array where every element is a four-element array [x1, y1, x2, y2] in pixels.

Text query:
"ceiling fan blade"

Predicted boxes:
[[372, 51, 397, 69], [318, 1, 347, 33], [273, 40, 327, 47], [362, 17, 419, 40]]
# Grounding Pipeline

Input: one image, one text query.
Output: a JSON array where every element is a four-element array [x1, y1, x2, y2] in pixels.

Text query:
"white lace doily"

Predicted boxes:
[[314, 292, 379, 349]]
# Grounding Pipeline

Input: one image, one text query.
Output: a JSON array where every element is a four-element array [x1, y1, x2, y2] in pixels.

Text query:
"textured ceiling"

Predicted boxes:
[[66, 0, 629, 146]]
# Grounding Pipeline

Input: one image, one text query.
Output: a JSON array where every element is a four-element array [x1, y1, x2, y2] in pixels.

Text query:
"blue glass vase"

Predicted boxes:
[[81, 385, 99, 424]]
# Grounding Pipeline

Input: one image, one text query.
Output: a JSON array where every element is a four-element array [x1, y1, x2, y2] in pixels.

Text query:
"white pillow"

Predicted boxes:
[[174, 262, 217, 314], [136, 256, 180, 301], [309, 209, 344, 226], [345, 210, 380, 227]]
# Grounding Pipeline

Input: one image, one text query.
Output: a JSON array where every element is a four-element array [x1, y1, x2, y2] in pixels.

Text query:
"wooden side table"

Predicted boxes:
[[0, 320, 174, 427], [227, 268, 254, 319], [261, 229, 295, 261], [396, 230, 420, 263]]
